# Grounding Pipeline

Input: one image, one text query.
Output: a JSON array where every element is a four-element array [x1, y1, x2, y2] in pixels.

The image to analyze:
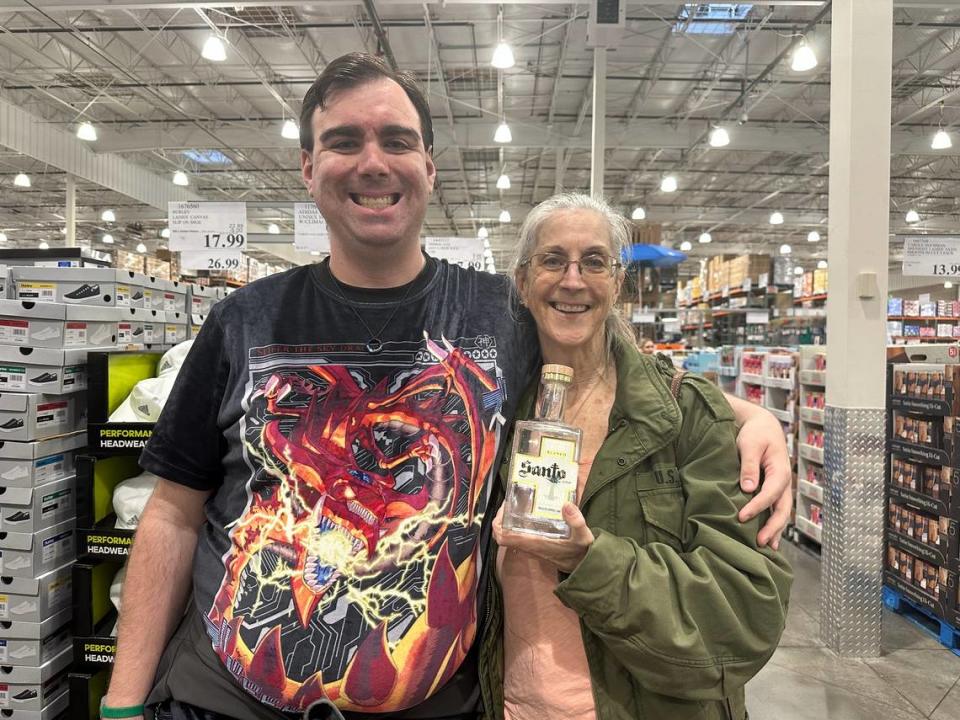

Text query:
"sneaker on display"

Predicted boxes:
[[131, 290, 144, 301], [4, 510, 31, 523], [29, 327, 60, 341], [0, 418, 24, 431], [0, 465, 29, 480], [28, 372, 58, 384], [132, 327, 143, 337], [12, 689, 38, 701], [3, 556, 31, 570], [88, 325, 113, 345], [63, 284, 100, 301]]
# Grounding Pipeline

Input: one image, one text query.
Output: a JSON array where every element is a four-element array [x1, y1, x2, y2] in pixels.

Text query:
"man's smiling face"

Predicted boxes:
[[301, 77, 436, 255]]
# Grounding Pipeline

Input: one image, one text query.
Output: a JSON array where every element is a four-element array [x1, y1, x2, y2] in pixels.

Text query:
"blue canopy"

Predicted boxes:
[[623, 244, 687, 267]]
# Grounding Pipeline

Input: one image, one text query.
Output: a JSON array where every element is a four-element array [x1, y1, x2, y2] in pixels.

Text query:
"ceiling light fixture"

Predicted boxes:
[[794, 266, 804, 276], [13, 173, 30, 188], [310, 250, 321, 257], [136, 242, 147, 253], [76, 122, 97, 142], [281, 119, 299, 140], [945, 281, 954, 289], [102, 233, 114, 244], [905, 209, 920, 223], [38, 240, 49, 250], [807, 230, 821, 242], [491, 42, 515, 69], [779, 243, 792, 255], [173, 171, 189, 186], [932, 128, 953, 150], [679, 240, 692, 252], [494, 121, 512, 143], [699, 232, 712, 244], [499, 209, 511, 223], [496, 173, 511, 190], [817, 260, 828, 269], [791, 38, 818, 72], [0, 232, 7, 242], [268, 223, 280, 235], [660, 175, 678, 193], [478, 226, 489, 239], [709, 126, 730, 148], [60, 228, 67, 234], [769, 211, 784, 225], [201, 35, 227, 62], [160, 228, 171, 239], [101, 209, 116, 223], [631, 206, 646, 221]]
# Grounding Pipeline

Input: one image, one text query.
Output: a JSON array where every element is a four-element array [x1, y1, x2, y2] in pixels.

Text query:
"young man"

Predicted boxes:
[[102, 53, 792, 720]]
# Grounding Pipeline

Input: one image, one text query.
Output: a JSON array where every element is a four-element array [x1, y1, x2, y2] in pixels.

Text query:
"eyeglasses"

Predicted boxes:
[[522, 252, 621, 277]]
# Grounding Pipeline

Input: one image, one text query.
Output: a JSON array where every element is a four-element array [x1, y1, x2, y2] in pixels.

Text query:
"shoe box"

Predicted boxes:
[[116, 307, 147, 348], [0, 393, 85, 442], [0, 476, 76, 534], [189, 313, 205, 339], [141, 276, 169, 312], [12, 268, 146, 308], [162, 280, 188, 315], [0, 347, 89, 394], [141, 309, 166, 346], [164, 311, 188, 345], [0, 300, 118, 350], [0, 610, 71, 667], [0, 564, 72, 625], [0, 433, 85, 490], [0, 645, 71, 711], [188, 283, 215, 316], [0, 519, 75, 578]]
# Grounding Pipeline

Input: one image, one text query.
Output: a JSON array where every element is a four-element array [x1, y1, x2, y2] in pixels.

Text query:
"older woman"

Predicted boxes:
[[483, 193, 792, 720]]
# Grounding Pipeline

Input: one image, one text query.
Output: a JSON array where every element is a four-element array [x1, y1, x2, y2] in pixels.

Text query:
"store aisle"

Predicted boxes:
[[747, 542, 960, 719]]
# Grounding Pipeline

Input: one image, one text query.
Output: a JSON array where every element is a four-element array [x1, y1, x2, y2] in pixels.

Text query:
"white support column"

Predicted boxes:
[[590, 48, 606, 199], [820, 0, 893, 657], [64, 175, 76, 248], [554, 148, 563, 193]]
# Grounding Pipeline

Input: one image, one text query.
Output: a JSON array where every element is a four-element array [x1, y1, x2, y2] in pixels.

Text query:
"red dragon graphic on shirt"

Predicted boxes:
[[205, 336, 502, 712]]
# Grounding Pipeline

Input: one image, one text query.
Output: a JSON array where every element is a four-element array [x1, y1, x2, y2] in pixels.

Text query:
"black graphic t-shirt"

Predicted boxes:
[[140, 257, 537, 718]]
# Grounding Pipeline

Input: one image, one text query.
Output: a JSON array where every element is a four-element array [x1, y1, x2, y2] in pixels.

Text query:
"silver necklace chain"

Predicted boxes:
[[327, 269, 418, 354]]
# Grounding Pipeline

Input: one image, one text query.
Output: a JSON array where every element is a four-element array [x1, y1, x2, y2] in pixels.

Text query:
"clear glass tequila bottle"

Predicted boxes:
[[502, 364, 582, 539]]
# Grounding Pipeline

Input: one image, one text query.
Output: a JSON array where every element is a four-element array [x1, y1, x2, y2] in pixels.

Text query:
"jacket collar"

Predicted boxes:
[[607, 341, 682, 460]]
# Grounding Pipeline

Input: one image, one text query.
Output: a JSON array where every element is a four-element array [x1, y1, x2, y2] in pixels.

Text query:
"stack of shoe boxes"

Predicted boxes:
[[885, 345, 960, 629]]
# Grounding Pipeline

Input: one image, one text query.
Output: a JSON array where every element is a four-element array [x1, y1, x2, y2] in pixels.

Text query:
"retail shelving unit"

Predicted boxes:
[[717, 345, 738, 395], [796, 346, 827, 545], [763, 351, 798, 466], [887, 297, 960, 344], [738, 349, 766, 406]]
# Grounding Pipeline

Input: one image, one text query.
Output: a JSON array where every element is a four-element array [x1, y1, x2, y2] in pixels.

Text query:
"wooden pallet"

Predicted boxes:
[[882, 586, 960, 656]]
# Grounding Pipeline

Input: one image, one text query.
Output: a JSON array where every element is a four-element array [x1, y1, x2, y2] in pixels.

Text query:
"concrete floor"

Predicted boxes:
[[747, 542, 960, 720]]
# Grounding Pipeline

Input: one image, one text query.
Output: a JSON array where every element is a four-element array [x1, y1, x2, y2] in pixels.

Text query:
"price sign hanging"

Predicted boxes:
[[168, 202, 247, 253], [902, 235, 960, 277], [424, 237, 485, 271], [180, 250, 245, 272], [294, 203, 330, 252]]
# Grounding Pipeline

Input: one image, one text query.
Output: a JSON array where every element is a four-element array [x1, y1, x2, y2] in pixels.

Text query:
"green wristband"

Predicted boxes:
[[100, 702, 145, 719]]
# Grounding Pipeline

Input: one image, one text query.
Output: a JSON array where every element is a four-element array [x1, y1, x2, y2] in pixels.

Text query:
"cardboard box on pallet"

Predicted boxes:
[[886, 497, 959, 570], [0, 610, 71, 667], [884, 557, 958, 624], [0, 433, 86, 489], [888, 456, 960, 519], [11, 268, 146, 308]]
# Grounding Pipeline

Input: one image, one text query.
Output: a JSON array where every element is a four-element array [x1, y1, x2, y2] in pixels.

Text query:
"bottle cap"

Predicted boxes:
[[541, 364, 574, 383]]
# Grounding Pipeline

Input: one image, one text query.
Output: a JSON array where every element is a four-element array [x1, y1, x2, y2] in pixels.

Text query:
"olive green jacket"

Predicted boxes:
[[478, 345, 792, 720]]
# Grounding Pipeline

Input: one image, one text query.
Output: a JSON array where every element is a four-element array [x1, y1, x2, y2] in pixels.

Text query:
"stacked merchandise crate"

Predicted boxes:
[[884, 345, 960, 639], [796, 347, 827, 544]]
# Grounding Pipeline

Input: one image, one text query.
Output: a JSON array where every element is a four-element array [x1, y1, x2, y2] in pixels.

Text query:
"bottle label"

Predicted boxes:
[[511, 437, 578, 520]]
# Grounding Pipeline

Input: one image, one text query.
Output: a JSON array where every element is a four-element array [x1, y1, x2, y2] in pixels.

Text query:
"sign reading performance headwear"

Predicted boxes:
[[424, 237, 485, 271], [902, 235, 960, 277], [293, 203, 330, 252]]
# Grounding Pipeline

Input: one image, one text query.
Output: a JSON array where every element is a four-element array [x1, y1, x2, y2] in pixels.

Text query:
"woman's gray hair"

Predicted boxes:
[[510, 192, 636, 359]]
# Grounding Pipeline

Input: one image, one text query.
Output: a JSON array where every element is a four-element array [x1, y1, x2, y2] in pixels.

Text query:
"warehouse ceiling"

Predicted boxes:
[[1, 1, 960, 272]]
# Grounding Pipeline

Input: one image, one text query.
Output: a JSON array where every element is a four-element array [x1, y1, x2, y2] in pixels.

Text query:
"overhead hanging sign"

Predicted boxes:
[[424, 237, 485, 271], [901, 235, 960, 277], [180, 250, 245, 272], [168, 202, 247, 253], [294, 202, 330, 253]]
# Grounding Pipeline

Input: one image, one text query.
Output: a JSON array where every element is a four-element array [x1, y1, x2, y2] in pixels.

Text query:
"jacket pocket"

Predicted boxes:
[[636, 488, 684, 550]]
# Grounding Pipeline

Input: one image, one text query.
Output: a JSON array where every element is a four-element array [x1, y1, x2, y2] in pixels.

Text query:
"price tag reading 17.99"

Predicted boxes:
[[204, 233, 245, 249], [932, 264, 960, 275]]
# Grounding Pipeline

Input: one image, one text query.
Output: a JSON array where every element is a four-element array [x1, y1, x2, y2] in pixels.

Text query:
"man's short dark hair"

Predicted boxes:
[[299, 52, 434, 154]]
